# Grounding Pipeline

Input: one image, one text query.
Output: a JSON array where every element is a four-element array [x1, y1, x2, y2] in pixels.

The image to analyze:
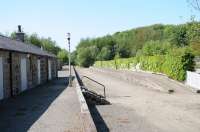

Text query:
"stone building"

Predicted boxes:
[[0, 26, 58, 100]]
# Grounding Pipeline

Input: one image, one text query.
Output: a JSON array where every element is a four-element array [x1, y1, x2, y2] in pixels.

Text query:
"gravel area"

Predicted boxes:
[[78, 68, 200, 132], [0, 70, 83, 132]]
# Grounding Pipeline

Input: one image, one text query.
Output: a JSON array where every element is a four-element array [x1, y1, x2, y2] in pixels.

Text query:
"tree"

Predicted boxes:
[[190, 41, 200, 55], [77, 48, 95, 67], [140, 41, 171, 56], [71, 51, 77, 65], [97, 47, 112, 60], [170, 25, 189, 47], [10, 32, 61, 55], [27, 33, 42, 47], [75, 22, 200, 67], [188, 0, 200, 11], [57, 49, 68, 63]]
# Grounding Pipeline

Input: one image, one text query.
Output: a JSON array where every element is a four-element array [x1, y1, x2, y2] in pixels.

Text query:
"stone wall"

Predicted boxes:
[[51, 58, 57, 79], [11, 52, 22, 95], [57, 60, 62, 70], [0, 51, 11, 98], [32, 55, 39, 87], [40, 57, 48, 84], [27, 55, 38, 89], [0, 49, 58, 100]]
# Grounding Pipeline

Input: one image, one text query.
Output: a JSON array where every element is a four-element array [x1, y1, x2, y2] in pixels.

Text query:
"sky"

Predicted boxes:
[[0, 0, 199, 51]]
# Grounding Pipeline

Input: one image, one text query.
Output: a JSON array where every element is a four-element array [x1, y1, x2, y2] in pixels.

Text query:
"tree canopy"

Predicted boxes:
[[75, 22, 200, 67], [11, 32, 61, 55]]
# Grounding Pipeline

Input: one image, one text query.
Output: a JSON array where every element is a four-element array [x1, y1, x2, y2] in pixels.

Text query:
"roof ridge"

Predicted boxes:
[[0, 34, 16, 40], [0, 35, 56, 57]]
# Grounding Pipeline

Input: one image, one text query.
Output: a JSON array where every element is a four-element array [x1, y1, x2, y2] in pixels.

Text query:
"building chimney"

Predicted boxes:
[[16, 25, 25, 42]]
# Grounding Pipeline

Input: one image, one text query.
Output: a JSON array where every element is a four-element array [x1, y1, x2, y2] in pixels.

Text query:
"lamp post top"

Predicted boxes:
[[67, 33, 71, 41]]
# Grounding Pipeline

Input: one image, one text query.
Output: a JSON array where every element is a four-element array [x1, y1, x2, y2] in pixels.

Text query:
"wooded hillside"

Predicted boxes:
[[75, 22, 200, 67]]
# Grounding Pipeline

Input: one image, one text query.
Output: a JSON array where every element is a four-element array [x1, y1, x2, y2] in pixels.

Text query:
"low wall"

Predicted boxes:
[[73, 67, 97, 132], [186, 71, 200, 90], [90, 67, 174, 93]]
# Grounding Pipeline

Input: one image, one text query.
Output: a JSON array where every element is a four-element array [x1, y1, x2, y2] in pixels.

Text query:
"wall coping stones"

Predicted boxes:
[[73, 67, 97, 132]]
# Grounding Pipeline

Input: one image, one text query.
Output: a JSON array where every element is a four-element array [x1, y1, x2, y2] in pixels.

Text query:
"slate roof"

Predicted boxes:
[[0, 35, 56, 57]]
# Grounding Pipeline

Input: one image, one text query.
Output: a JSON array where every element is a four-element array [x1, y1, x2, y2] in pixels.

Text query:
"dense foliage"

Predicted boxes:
[[81, 21, 199, 81], [11, 33, 61, 55], [140, 48, 195, 81], [94, 57, 138, 70], [75, 22, 200, 67], [94, 48, 195, 81], [57, 49, 68, 64]]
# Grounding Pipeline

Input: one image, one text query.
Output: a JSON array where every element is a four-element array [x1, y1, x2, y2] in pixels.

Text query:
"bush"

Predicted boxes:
[[94, 58, 138, 70], [140, 40, 172, 56], [162, 55, 185, 80], [162, 48, 195, 81], [94, 48, 195, 81], [140, 55, 165, 73], [140, 48, 195, 81], [77, 48, 95, 67], [57, 49, 68, 63]]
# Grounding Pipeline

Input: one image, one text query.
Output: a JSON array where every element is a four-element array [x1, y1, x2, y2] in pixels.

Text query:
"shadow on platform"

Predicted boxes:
[[0, 76, 69, 132], [89, 105, 110, 132]]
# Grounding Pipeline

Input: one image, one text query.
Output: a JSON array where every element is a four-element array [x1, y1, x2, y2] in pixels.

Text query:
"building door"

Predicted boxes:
[[48, 60, 52, 80], [21, 57, 27, 91], [0, 57, 3, 100], [37, 59, 41, 84]]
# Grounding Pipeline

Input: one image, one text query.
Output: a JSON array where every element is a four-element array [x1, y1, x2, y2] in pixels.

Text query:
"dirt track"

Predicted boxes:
[[78, 68, 200, 132]]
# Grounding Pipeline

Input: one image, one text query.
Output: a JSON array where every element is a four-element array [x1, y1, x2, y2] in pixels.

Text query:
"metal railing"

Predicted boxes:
[[81, 76, 106, 98]]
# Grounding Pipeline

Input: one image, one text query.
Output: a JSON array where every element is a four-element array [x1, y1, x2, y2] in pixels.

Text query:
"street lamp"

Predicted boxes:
[[67, 33, 72, 87]]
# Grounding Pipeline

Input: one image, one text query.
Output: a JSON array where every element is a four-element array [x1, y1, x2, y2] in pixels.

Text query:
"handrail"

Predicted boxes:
[[81, 76, 106, 98]]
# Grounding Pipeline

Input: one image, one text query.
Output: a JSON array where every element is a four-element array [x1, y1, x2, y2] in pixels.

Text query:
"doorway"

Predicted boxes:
[[37, 59, 41, 85], [20, 57, 27, 91], [0, 57, 3, 100], [48, 60, 52, 80]]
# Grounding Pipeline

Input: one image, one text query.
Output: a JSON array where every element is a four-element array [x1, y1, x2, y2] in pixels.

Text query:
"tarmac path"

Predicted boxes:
[[78, 68, 200, 132], [0, 70, 83, 132]]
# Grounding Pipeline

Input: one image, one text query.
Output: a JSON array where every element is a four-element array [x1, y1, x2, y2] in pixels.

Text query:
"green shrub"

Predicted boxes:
[[93, 48, 195, 81], [162, 48, 195, 81], [140, 48, 195, 81], [162, 55, 185, 80], [140, 55, 165, 73], [94, 57, 137, 70]]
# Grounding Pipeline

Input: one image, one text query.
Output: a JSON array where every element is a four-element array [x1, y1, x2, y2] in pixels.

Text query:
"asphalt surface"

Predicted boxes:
[[78, 68, 200, 132], [0, 70, 83, 132]]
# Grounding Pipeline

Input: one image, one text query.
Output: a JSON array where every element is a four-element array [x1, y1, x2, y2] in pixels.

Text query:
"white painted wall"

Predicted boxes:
[[37, 59, 41, 84], [21, 57, 27, 91], [186, 71, 200, 90], [48, 60, 52, 80], [196, 69, 200, 74], [0, 57, 4, 100]]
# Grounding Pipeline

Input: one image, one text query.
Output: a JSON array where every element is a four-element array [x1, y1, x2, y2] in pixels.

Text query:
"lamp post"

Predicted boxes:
[[67, 33, 72, 87]]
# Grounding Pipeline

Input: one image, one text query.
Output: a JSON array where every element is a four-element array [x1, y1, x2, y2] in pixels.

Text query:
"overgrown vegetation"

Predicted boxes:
[[74, 21, 200, 81], [94, 57, 138, 70], [94, 48, 195, 81], [140, 48, 195, 81], [75, 22, 200, 67]]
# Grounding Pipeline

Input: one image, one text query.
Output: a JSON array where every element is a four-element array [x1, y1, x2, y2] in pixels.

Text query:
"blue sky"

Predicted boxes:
[[0, 0, 199, 50]]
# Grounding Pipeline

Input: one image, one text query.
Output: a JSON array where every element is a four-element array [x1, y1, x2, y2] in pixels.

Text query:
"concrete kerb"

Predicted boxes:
[[73, 68, 97, 132]]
